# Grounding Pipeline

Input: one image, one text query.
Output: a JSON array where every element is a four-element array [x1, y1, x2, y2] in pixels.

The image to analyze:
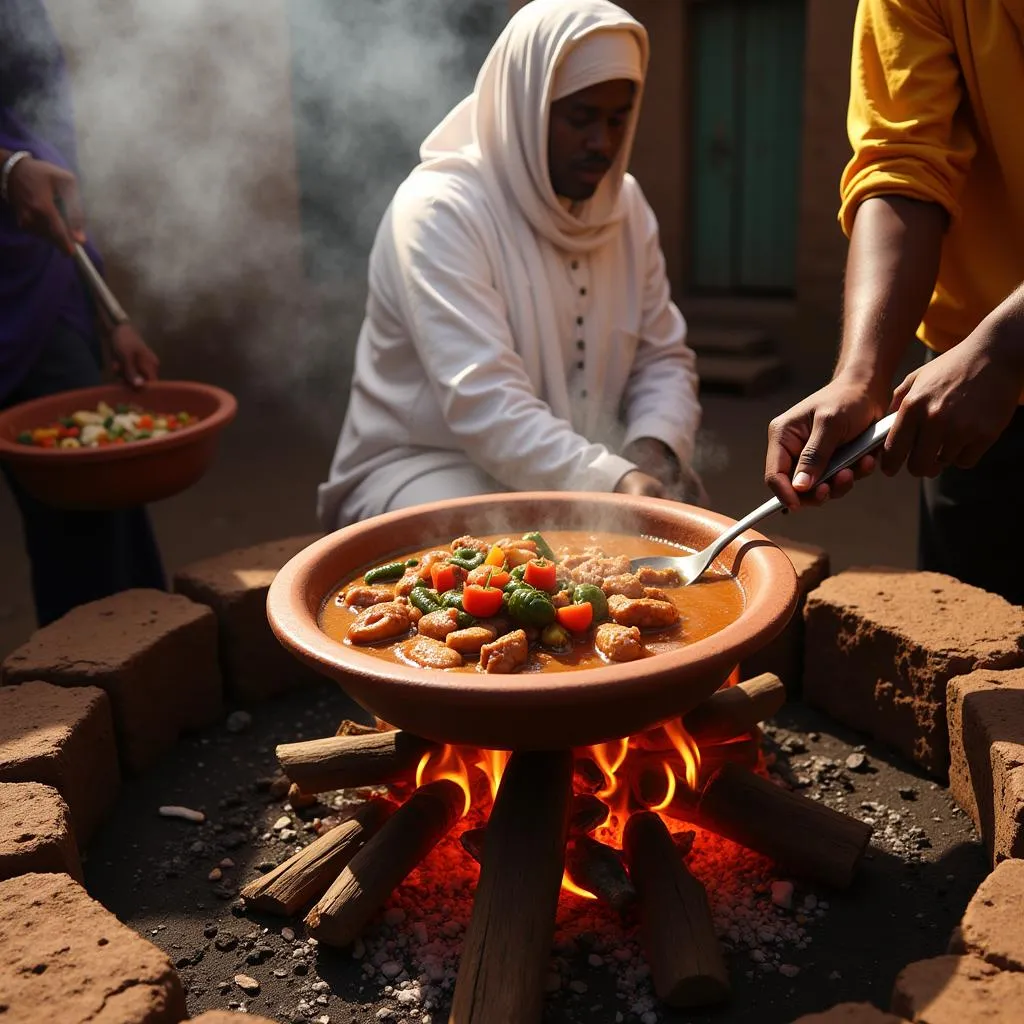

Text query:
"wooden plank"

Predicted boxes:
[[689, 2, 740, 291], [686, 325, 774, 357], [696, 354, 789, 396], [737, 0, 807, 291]]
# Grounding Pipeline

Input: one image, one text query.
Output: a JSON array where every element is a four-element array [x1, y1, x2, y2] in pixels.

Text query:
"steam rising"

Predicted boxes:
[[37, 0, 503, 427]]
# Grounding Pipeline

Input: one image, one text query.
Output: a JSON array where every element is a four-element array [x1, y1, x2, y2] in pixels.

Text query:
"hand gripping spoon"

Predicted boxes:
[[630, 413, 897, 585]]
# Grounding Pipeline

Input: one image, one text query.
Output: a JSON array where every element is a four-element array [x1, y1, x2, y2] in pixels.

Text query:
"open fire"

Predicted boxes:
[[243, 669, 873, 1022]]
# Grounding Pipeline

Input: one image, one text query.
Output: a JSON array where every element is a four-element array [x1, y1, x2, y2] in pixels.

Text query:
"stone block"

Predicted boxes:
[[891, 954, 1024, 1023], [0, 871, 185, 1023], [947, 669, 1024, 864], [949, 858, 1024, 970], [0, 782, 81, 882], [803, 569, 1024, 777], [173, 534, 326, 702], [742, 534, 829, 694], [790, 1003, 909, 1023], [1, 590, 223, 775], [0, 680, 119, 844]]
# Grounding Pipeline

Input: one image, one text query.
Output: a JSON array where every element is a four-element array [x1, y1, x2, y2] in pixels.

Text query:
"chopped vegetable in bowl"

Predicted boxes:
[[16, 401, 198, 449]]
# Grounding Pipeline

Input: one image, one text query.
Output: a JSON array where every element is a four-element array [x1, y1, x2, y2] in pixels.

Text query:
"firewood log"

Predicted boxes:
[[623, 811, 730, 1008], [565, 835, 635, 913], [276, 730, 438, 794], [665, 762, 873, 889], [240, 798, 392, 915], [304, 779, 463, 946], [569, 793, 608, 834], [335, 718, 379, 737], [682, 672, 785, 743], [449, 751, 573, 1024]]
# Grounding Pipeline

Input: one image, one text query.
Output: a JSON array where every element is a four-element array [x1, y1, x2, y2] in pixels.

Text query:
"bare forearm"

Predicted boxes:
[[836, 196, 948, 403]]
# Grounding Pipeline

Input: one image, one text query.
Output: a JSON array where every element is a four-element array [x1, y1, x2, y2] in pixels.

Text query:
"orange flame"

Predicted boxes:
[[415, 745, 473, 817], [662, 718, 701, 791], [561, 869, 598, 901], [475, 748, 510, 802]]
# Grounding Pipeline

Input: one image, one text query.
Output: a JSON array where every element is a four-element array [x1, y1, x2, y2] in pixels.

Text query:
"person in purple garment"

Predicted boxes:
[[1, 0, 166, 625]]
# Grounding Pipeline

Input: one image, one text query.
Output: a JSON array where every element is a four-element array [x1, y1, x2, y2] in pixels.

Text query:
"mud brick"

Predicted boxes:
[[0, 871, 185, 1023], [803, 569, 1024, 778], [949, 858, 1024, 969], [191, 1013, 279, 1023], [947, 668, 1024, 864], [742, 534, 829, 695], [891, 954, 1024, 1023], [173, 534, 326, 702], [0, 782, 81, 882], [790, 1003, 909, 1023], [1, 590, 222, 775], [0, 681, 119, 845]]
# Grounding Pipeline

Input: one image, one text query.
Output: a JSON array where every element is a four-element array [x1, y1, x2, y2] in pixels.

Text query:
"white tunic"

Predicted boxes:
[[316, 0, 702, 529]]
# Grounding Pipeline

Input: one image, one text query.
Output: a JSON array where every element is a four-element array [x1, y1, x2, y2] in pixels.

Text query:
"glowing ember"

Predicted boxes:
[[402, 664, 752, 901]]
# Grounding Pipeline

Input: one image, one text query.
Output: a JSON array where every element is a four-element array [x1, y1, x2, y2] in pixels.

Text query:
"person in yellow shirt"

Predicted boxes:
[[763, 0, 1024, 605]]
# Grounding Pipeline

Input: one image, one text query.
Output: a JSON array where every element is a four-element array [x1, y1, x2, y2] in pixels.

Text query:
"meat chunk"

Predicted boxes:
[[601, 573, 647, 598], [394, 572, 424, 597], [417, 608, 463, 641], [636, 565, 683, 587], [396, 636, 463, 669], [451, 535, 490, 555], [348, 601, 413, 644], [496, 537, 537, 553], [569, 555, 632, 587], [552, 589, 572, 609], [503, 545, 539, 568], [342, 584, 395, 607], [607, 594, 680, 629], [446, 625, 498, 655], [595, 622, 646, 662], [479, 629, 529, 674], [421, 548, 456, 569], [643, 586, 670, 602]]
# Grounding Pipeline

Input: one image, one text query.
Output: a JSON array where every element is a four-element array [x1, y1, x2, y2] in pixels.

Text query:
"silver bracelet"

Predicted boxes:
[[1, 150, 32, 204]]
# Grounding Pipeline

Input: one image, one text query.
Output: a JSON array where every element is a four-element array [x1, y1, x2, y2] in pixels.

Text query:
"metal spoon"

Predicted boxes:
[[631, 413, 897, 585]]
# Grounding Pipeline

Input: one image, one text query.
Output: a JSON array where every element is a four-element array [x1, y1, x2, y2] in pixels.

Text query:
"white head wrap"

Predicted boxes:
[[418, 0, 649, 254], [551, 28, 643, 101]]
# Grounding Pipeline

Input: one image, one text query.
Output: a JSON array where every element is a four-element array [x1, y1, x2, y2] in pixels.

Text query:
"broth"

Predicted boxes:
[[319, 530, 745, 674]]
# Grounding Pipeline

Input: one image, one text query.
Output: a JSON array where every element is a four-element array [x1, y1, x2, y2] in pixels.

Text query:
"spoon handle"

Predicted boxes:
[[703, 412, 898, 564]]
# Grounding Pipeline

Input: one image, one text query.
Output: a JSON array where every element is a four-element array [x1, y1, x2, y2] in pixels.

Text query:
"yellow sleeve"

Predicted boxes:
[[839, 0, 975, 236]]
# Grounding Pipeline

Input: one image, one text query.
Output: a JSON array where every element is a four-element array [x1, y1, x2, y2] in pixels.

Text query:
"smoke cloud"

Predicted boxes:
[[36, 0, 504, 430]]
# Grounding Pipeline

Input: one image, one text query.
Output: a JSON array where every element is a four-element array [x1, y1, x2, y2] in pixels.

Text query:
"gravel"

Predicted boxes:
[[82, 686, 989, 1024]]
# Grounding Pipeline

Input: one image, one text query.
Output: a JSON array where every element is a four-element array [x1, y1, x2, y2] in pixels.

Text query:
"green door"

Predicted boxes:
[[689, 0, 806, 294]]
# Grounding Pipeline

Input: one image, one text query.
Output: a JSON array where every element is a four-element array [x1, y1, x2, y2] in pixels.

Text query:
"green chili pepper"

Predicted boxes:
[[522, 531, 558, 562], [16, 431, 33, 445], [510, 563, 528, 581], [572, 583, 609, 622], [506, 586, 556, 627], [408, 587, 443, 615], [448, 551, 485, 571], [440, 589, 465, 610], [364, 557, 419, 584]]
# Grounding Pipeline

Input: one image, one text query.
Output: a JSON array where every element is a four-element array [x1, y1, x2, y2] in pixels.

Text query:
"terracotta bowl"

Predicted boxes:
[[267, 492, 799, 751], [0, 380, 237, 511]]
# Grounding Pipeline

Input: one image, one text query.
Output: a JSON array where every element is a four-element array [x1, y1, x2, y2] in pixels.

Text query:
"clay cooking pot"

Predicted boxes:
[[267, 492, 799, 751]]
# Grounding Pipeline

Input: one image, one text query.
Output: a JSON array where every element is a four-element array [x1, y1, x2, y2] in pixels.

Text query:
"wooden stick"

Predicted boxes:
[[305, 779, 463, 946], [623, 811, 730, 1009], [336, 718, 380, 737], [241, 798, 392, 915], [569, 793, 608, 834], [682, 672, 785, 744], [449, 751, 573, 1024], [672, 763, 873, 889], [276, 730, 438, 794], [565, 835, 635, 913]]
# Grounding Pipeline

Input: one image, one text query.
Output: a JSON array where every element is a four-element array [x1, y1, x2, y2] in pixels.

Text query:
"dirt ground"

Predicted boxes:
[[0, 381, 921, 662], [82, 686, 987, 1024]]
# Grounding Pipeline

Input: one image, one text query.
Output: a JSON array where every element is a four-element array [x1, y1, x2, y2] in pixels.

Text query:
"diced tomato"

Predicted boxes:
[[524, 558, 558, 592], [484, 544, 505, 567], [467, 565, 511, 589], [57, 425, 80, 439], [431, 562, 459, 594], [137, 414, 154, 430], [112, 436, 127, 445], [166, 416, 179, 429], [462, 584, 504, 618], [556, 602, 593, 633], [39, 436, 57, 449]]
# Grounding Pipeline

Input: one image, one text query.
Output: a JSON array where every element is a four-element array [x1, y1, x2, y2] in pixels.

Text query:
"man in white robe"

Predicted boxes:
[[317, 0, 704, 530]]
